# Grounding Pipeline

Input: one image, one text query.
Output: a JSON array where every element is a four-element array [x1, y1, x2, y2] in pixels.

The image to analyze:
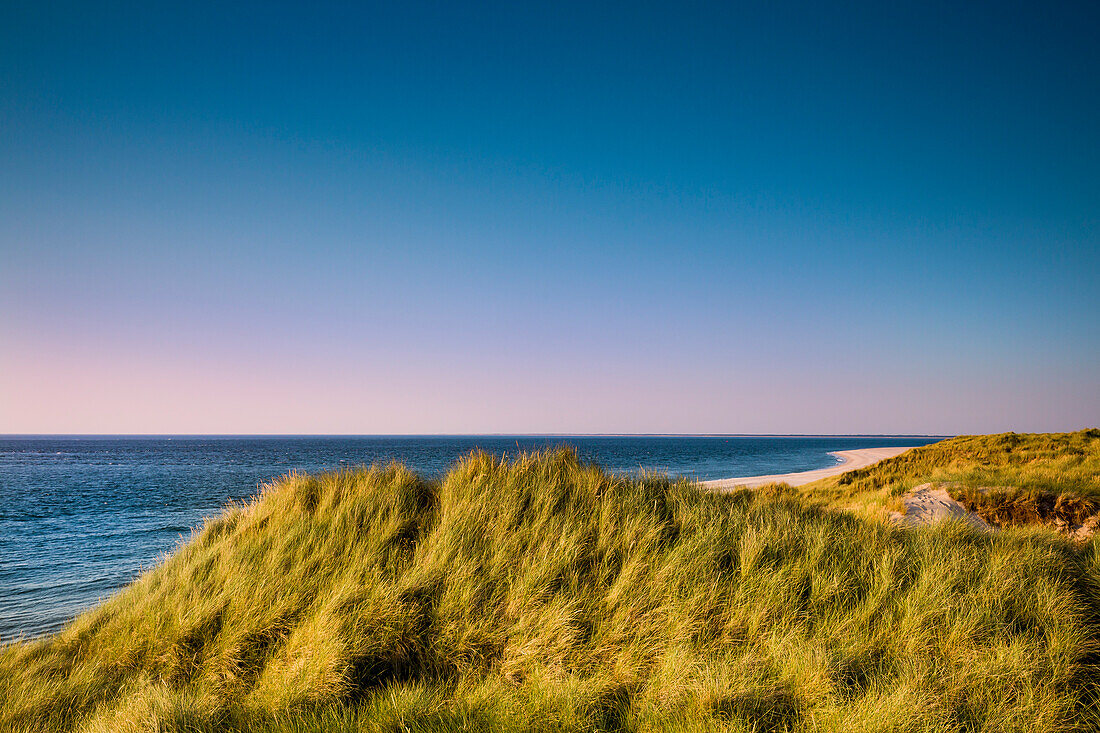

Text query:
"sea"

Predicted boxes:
[[0, 434, 942, 640]]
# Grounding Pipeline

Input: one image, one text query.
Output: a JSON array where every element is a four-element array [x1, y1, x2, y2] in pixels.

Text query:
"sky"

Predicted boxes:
[[1, 0, 1098, 435]]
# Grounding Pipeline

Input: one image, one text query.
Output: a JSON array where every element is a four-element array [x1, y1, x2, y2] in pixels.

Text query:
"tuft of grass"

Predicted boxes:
[[3, 445, 1100, 731]]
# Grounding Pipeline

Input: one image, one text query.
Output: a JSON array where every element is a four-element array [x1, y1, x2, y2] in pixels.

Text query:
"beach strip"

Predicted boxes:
[[701, 446, 913, 490]]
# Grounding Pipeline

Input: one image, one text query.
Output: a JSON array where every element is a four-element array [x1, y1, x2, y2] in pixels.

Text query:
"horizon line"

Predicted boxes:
[[0, 432, 957, 438]]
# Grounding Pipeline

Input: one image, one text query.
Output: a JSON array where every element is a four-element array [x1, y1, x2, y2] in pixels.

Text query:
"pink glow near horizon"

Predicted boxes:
[[3, 325, 1094, 435]]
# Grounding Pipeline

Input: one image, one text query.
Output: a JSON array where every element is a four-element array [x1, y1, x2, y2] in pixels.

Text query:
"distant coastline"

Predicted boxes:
[[701, 446, 915, 489], [0, 433, 954, 439]]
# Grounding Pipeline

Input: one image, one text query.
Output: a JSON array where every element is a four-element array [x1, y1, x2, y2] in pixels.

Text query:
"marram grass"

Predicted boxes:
[[3, 445, 1100, 732]]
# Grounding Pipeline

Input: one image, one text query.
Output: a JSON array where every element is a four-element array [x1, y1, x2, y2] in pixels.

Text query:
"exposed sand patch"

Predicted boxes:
[[888, 484, 993, 532], [701, 446, 914, 491]]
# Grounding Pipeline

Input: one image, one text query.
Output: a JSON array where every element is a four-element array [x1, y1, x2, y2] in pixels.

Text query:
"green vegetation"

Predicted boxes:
[[805, 430, 1100, 528], [4, 440, 1100, 732]]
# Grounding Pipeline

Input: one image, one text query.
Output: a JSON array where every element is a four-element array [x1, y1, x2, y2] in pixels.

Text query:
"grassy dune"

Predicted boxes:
[[3, 441, 1100, 731], [802, 430, 1100, 528]]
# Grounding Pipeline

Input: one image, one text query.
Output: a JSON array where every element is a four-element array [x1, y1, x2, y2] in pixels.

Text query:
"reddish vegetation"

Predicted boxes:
[[952, 487, 1100, 541]]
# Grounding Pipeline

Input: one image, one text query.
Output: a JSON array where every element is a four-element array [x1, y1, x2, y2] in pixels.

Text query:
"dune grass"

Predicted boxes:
[[3, 446, 1100, 731]]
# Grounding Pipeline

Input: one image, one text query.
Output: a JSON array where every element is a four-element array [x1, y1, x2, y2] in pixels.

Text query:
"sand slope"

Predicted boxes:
[[888, 483, 993, 531]]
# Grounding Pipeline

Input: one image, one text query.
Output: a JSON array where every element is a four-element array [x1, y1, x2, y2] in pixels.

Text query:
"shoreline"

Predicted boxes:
[[700, 446, 914, 490]]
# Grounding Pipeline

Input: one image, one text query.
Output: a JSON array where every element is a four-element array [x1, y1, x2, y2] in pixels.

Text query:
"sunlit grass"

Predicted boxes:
[[3, 442, 1100, 731]]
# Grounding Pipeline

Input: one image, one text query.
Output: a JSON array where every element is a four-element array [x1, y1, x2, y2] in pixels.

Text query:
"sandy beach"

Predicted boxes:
[[701, 446, 914, 490]]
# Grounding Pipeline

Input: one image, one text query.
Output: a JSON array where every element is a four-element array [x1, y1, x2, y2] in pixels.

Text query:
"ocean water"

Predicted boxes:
[[0, 435, 941, 639]]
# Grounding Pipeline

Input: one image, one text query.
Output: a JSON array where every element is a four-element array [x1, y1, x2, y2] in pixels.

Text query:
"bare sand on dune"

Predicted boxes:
[[701, 446, 914, 491]]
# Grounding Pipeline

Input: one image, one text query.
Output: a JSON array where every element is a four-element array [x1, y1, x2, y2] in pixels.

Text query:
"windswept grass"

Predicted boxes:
[[3, 447, 1100, 731]]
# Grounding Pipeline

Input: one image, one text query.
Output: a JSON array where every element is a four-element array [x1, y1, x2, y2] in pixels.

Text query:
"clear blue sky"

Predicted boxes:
[[2, 0, 1097, 434]]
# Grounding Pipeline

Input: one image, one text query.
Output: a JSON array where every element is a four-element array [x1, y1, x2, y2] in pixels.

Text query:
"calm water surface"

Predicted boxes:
[[0, 435, 942, 639]]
